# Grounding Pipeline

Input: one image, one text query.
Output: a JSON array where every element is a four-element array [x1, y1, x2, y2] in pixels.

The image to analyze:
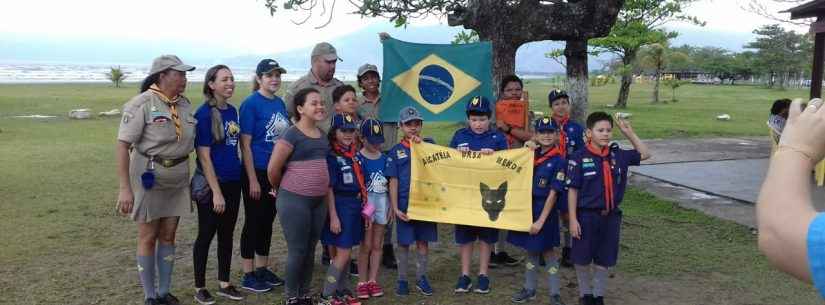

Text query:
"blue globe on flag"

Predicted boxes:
[[418, 65, 454, 105]]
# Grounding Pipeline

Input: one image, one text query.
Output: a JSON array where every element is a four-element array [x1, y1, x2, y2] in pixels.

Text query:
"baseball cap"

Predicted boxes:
[[331, 113, 357, 130], [465, 95, 492, 114], [256, 59, 287, 75], [357, 63, 379, 77], [148, 55, 195, 76], [534, 116, 557, 133], [311, 42, 342, 62], [548, 89, 569, 104], [360, 118, 385, 145], [399, 106, 423, 123]]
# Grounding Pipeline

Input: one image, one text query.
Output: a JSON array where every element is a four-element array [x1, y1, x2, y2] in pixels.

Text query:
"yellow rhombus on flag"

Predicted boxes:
[[407, 142, 533, 232]]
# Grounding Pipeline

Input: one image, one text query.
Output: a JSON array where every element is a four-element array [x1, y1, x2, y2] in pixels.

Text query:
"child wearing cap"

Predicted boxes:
[[450, 96, 509, 294], [567, 112, 650, 305], [548, 89, 585, 268], [386, 106, 438, 296], [320, 113, 369, 305], [238, 58, 289, 292], [507, 117, 567, 305], [355, 118, 390, 300]]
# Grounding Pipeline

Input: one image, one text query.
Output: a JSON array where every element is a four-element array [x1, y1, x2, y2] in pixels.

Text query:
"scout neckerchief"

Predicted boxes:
[[400, 138, 411, 149], [553, 114, 570, 157], [534, 146, 562, 167], [585, 143, 614, 212], [149, 84, 182, 141], [334, 143, 368, 205]]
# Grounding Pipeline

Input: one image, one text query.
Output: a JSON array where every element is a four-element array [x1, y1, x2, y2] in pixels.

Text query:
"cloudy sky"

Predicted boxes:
[[0, 0, 809, 60]]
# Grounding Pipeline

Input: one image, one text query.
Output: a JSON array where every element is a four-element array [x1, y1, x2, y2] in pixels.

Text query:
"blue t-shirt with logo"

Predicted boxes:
[[239, 91, 291, 170], [357, 152, 389, 194], [194, 103, 242, 182]]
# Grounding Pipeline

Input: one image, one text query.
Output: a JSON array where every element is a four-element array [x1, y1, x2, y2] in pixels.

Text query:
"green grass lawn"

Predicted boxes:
[[0, 81, 820, 304]]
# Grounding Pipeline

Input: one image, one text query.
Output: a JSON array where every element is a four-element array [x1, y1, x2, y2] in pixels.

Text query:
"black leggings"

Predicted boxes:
[[193, 181, 242, 288], [240, 168, 278, 259]]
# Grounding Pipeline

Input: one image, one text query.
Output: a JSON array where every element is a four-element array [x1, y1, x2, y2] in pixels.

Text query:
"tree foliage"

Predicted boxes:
[[589, 0, 703, 108], [105, 66, 128, 88]]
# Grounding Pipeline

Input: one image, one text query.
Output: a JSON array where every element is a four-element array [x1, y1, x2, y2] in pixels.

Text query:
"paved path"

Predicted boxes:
[[626, 137, 825, 228]]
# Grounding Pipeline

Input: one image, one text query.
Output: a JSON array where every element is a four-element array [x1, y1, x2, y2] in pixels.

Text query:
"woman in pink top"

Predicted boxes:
[[267, 87, 331, 305]]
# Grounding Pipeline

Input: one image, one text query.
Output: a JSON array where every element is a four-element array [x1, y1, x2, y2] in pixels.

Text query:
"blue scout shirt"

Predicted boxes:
[[566, 145, 641, 210], [358, 152, 389, 194], [448, 128, 509, 151], [552, 120, 585, 156], [239, 91, 291, 170], [808, 213, 825, 299], [327, 151, 362, 196], [385, 138, 434, 212], [194, 103, 242, 182], [534, 152, 566, 199]]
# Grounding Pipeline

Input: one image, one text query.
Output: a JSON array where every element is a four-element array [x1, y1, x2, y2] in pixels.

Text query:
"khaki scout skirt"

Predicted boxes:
[[129, 151, 190, 223]]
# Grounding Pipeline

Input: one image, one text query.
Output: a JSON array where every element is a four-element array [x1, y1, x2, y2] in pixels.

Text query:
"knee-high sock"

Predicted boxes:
[[156, 244, 175, 296], [415, 251, 428, 279], [524, 252, 540, 291], [593, 266, 609, 297], [137, 255, 156, 299], [322, 265, 341, 297], [574, 264, 593, 297], [396, 246, 409, 281], [546, 256, 561, 295]]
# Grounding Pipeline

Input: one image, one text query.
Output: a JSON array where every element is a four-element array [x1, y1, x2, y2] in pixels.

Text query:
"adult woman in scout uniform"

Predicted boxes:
[[116, 55, 196, 305]]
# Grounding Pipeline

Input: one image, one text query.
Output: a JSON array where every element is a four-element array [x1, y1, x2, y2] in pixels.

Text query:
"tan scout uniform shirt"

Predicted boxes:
[[118, 90, 196, 223], [357, 94, 398, 152], [284, 72, 343, 131]]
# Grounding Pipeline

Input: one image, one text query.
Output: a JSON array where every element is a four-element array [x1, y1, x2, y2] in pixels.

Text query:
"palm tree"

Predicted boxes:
[[105, 66, 128, 88]]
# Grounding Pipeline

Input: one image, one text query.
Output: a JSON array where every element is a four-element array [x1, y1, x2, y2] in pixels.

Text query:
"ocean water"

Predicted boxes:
[[0, 62, 362, 83]]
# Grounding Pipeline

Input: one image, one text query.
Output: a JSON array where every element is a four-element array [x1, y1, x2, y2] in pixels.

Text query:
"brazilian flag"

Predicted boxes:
[[380, 38, 493, 122]]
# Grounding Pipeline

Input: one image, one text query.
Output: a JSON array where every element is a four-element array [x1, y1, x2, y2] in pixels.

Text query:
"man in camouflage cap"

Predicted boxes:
[[284, 42, 344, 131]]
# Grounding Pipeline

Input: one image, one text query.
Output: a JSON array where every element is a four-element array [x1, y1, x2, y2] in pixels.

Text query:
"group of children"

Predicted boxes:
[[314, 78, 650, 305]]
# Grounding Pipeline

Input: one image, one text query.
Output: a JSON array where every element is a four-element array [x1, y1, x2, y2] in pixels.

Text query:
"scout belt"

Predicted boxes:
[[140, 153, 189, 168]]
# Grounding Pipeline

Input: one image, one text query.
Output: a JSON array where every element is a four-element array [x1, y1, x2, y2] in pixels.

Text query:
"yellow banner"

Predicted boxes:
[[408, 142, 533, 232]]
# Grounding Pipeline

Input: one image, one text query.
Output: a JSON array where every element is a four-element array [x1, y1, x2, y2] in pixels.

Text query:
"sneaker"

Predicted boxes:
[[317, 294, 344, 305], [396, 280, 410, 296], [416, 276, 434, 296], [474, 274, 490, 294], [551, 294, 567, 305], [241, 273, 272, 292], [158, 293, 180, 305], [257, 267, 285, 287], [367, 281, 384, 297], [510, 288, 536, 303], [349, 259, 359, 277], [337, 292, 361, 305], [356, 282, 371, 299], [498, 251, 521, 266], [284, 297, 301, 305], [488, 251, 500, 268], [194, 289, 215, 305], [592, 296, 604, 305], [381, 245, 397, 269], [217, 285, 244, 301], [561, 247, 573, 268], [454, 275, 472, 293], [579, 294, 595, 305], [145, 298, 160, 305]]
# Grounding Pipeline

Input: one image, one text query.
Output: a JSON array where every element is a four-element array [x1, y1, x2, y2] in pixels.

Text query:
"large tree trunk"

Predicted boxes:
[[487, 37, 518, 98], [565, 39, 589, 124]]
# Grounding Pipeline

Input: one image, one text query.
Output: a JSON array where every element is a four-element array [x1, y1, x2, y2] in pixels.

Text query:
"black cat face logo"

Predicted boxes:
[[480, 181, 507, 221]]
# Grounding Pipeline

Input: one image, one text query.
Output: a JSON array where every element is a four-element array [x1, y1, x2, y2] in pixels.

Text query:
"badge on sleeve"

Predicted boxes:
[[538, 178, 548, 187], [122, 112, 132, 123], [556, 171, 565, 180]]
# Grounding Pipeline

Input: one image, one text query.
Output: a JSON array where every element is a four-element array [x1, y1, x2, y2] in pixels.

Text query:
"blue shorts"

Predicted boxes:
[[321, 196, 364, 248], [571, 209, 621, 267], [507, 197, 560, 252], [455, 225, 499, 244], [396, 219, 438, 246]]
